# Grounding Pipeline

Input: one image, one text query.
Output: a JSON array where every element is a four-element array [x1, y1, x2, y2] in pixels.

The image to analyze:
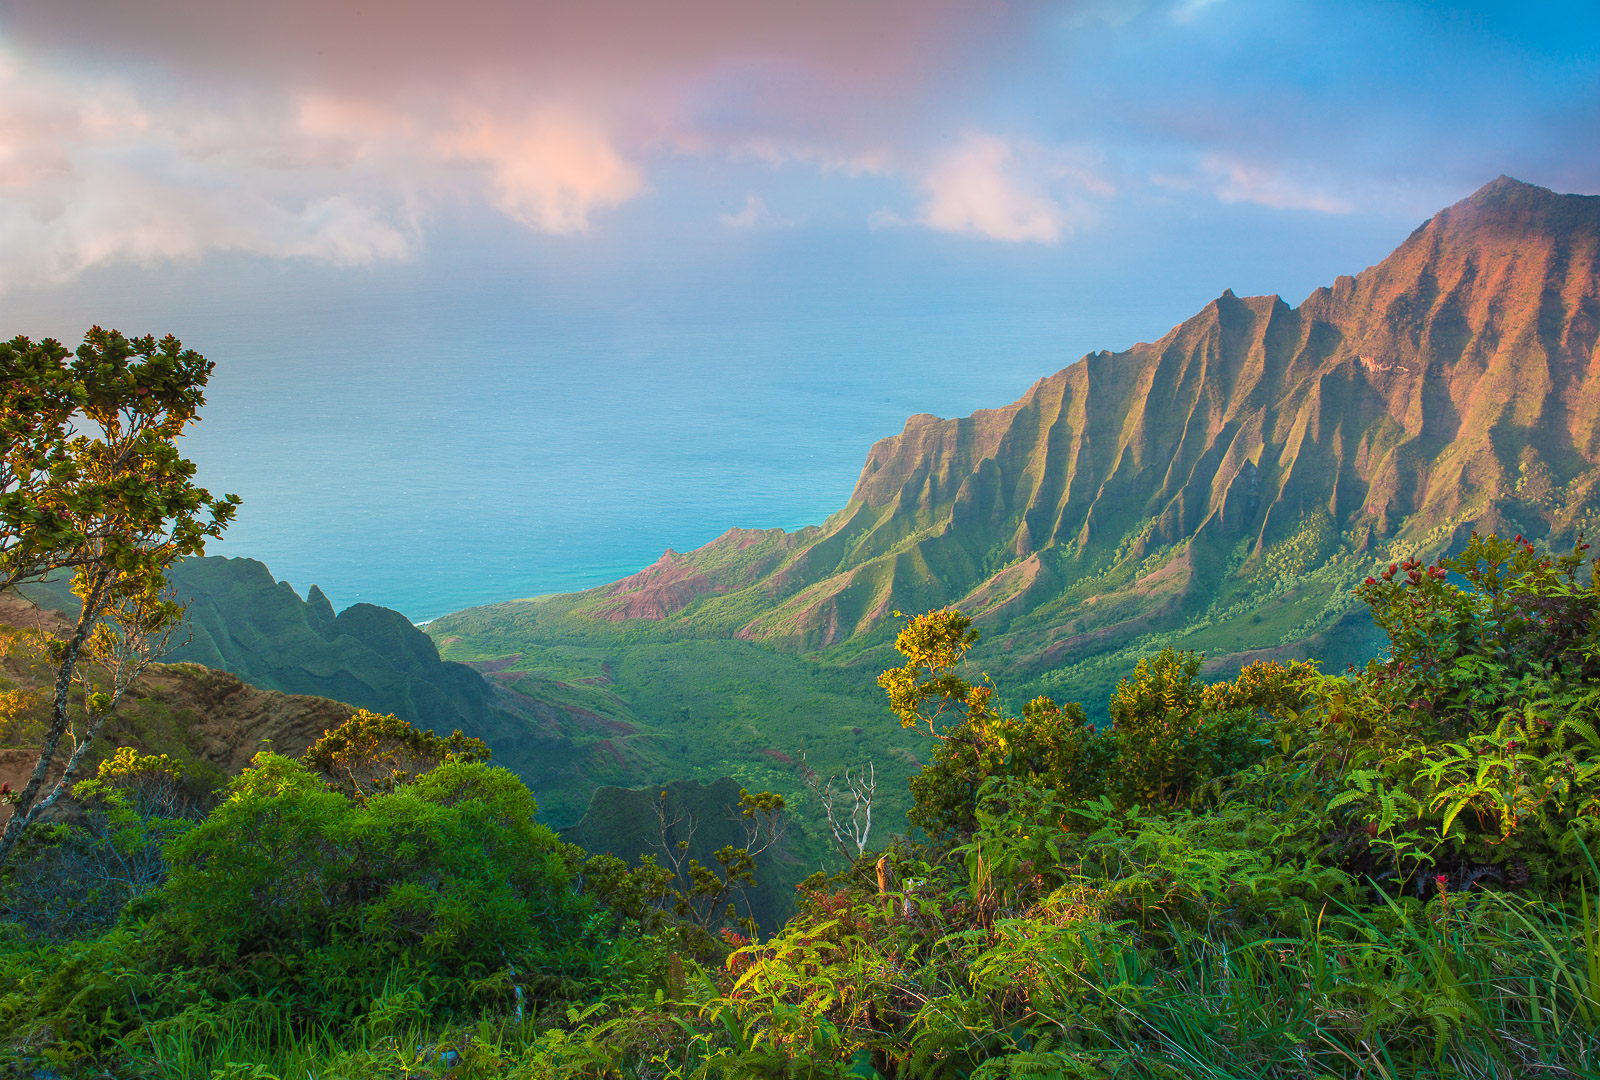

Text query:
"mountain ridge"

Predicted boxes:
[[433, 176, 1600, 707]]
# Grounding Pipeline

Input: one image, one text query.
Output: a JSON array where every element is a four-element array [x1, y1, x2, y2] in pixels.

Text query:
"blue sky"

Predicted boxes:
[[2, 1, 1598, 618]]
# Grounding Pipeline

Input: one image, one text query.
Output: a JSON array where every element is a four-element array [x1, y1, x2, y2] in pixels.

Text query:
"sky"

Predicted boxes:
[[2, 0, 1598, 618]]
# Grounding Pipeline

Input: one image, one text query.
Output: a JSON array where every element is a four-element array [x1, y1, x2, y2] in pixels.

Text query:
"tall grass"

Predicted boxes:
[[89, 882, 1600, 1079]]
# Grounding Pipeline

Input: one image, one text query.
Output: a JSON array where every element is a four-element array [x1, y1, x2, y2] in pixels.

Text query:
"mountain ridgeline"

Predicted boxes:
[[434, 177, 1600, 712], [165, 557, 493, 738]]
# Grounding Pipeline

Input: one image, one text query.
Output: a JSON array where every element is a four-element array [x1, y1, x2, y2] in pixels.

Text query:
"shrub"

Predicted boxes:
[[300, 708, 491, 799], [1312, 532, 1600, 894], [0, 751, 607, 1060], [883, 612, 1305, 839]]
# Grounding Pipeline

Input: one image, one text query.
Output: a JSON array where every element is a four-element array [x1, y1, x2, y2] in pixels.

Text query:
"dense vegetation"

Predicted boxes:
[[4, 529, 1600, 1077]]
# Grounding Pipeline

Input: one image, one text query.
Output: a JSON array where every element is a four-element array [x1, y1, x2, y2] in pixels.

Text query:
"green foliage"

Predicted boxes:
[[1104, 648, 1290, 807], [883, 610, 1306, 839], [1250, 507, 1338, 585], [2, 747, 209, 939], [1308, 533, 1600, 894], [13, 530, 1600, 1078], [0, 752, 608, 1067], [575, 782, 792, 947], [301, 708, 491, 800], [158, 755, 587, 978]]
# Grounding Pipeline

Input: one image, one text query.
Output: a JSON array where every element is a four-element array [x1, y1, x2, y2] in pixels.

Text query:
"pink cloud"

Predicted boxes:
[[0, 55, 424, 287], [0, 2, 1060, 283], [915, 135, 1108, 244], [442, 110, 645, 235]]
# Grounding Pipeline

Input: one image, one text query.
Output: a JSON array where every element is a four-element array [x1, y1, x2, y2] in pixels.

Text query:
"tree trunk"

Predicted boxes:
[[0, 570, 111, 870]]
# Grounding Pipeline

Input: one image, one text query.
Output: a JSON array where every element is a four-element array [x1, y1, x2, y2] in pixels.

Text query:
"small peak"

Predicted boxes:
[[1446, 174, 1586, 218], [1412, 175, 1600, 248], [305, 584, 337, 638], [1220, 287, 1236, 299], [1474, 174, 1536, 199]]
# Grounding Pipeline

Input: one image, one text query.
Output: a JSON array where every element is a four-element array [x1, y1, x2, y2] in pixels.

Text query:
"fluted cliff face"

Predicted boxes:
[[477, 178, 1600, 676]]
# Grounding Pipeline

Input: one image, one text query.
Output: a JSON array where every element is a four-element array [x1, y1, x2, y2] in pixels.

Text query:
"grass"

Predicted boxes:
[[69, 885, 1600, 1079]]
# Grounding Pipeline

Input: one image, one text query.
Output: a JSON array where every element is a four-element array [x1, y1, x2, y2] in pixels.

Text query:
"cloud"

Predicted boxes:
[[0, 1, 1057, 284], [0, 43, 662, 288], [443, 110, 644, 234], [0, 57, 420, 289], [5, 0, 1594, 287], [1170, 0, 1225, 23], [1159, 157, 1354, 214], [718, 194, 796, 230], [915, 135, 1107, 244]]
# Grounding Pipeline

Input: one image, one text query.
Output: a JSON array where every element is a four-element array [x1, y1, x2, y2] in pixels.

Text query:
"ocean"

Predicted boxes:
[[1, 205, 1412, 620]]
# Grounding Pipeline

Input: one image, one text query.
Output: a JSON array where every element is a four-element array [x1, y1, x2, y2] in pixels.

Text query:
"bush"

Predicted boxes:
[[0, 751, 608, 1061], [1311, 533, 1600, 894], [300, 707, 491, 799], [883, 611, 1305, 839]]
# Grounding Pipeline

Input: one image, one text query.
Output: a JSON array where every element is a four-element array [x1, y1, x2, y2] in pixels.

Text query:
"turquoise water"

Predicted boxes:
[[183, 296, 1153, 621], [0, 204, 1414, 620]]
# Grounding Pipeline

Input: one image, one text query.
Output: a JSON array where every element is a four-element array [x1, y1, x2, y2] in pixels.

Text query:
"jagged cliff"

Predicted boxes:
[[439, 177, 1600, 696], [165, 557, 493, 737]]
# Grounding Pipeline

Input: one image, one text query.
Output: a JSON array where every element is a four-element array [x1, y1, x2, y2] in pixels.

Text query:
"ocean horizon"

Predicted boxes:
[[4, 204, 1416, 622]]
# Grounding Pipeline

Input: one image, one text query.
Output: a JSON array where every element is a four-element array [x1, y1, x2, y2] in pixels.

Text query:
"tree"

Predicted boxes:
[[0, 328, 238, 871], [648, 785, 788, 937], [2, 748, 211, 938], [800, 752, 878, 861], [300, 708, 490, 800], [879, 610, 1108, 837]]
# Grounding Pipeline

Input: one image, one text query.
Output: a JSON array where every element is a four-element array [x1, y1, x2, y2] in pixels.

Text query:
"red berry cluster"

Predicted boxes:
[[1364, 557, 1445, 587]]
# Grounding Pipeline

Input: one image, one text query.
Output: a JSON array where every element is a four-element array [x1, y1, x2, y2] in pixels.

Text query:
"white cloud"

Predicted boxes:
[[1171, 0, 1225, 23], [718, 194, 797, 230], [0, 61, 418, 288], [914, 135, 1107, 244], [1190, 156, 1355, 214]]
